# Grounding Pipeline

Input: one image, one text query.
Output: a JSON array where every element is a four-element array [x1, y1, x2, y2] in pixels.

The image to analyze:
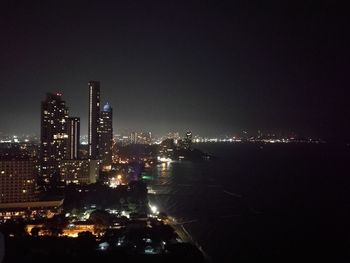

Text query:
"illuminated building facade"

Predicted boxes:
[[40, 93, 69, 184], [130, 132, 138, 144], [88, 81, 100, 159], [0, 156, 36, 203], [59, 159, 99, 184], [137, 132, 152, 145], [67, 117, 80, 159], [99, 103, 113, 170], [158, 138, 175, 159], [25, 221, 96, 237], [0, 199, 63, 221]]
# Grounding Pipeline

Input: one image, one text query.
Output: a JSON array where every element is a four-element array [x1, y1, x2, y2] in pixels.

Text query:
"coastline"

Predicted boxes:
[[169, 218, 211, 262], [149, 192, 210, 262]]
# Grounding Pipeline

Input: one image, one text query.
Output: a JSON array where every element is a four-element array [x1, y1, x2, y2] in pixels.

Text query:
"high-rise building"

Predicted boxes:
[[67, 117, 80, 160], [40, 93, 69, 184], [88, 81, 100, 159], [0, 156, 37, 203], [130, 132, 138, 144], [184, 130, 193, 150], [99, 103, 113, 170]]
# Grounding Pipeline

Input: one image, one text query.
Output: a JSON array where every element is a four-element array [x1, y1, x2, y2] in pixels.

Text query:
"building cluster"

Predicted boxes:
[[129, 131, 152, 145], [0, 79, 196, 222], [113, 132, 152, 146], [0, 153, 63, 221], [0, 81, 114, 221], [40, 81, 114, 187]]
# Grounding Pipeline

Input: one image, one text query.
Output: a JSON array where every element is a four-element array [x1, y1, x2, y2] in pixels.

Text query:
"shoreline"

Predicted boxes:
[[169, 218, 211, 262], [149, 192, 211, 262]]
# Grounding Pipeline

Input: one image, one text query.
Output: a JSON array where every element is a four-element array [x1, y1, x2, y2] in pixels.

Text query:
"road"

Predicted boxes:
[[165, 216, 211, 262]]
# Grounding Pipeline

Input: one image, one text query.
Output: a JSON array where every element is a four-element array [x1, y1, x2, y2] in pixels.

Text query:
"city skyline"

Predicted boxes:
[[0, 81, 340, 140], [1, 2, 349, 262], [0, 83, 317, 140], [0, 1, 348, 140]]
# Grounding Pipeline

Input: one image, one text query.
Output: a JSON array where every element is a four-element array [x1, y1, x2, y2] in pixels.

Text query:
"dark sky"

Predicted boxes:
[[0, 0, 349, 138]]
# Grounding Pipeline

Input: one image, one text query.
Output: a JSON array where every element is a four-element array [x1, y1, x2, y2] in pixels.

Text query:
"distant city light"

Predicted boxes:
[[157, 156, 172, 163]]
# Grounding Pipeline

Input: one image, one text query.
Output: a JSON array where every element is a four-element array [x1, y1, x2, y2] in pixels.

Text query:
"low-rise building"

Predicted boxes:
[[0, 199, 64, 221], [59, 159, 99, 184]]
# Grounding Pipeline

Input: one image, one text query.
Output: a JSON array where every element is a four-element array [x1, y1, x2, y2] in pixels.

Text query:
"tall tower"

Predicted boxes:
[[99, 102, 113, 170], [130, 132, 138, 144], [88, 81, 100, 159], [67, 117, 80, 159], [40, 93, 69, 185], [184, 130, 193, 150]]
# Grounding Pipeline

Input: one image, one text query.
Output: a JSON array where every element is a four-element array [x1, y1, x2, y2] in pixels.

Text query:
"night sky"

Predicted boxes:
[[0, 1, 349, 138]]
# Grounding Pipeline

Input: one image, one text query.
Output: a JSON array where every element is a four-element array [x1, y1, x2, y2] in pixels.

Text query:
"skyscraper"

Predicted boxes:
[[67, 117, 80, 160], [99, 102, 113, 170], [40, 93, 69, 184], [184, 130, 193, 150], [130, 132, 138, 144], [88, 81, 100, 159]]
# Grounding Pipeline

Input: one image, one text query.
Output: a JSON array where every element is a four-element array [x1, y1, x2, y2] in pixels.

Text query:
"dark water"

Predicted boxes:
[[148, 143, 350, 262]]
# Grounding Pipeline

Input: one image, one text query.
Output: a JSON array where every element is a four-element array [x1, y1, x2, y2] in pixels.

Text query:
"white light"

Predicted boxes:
[[149, 205, 158, 214], [157, 156, 172, 163], [98, 242, 109, 250]]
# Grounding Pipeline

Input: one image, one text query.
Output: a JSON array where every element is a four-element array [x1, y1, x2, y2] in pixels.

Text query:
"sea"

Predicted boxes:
[[148, 142, 350, 262]]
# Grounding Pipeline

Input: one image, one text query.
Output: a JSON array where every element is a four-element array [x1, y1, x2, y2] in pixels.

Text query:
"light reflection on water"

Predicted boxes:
[[147, 159, 245, 223]]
